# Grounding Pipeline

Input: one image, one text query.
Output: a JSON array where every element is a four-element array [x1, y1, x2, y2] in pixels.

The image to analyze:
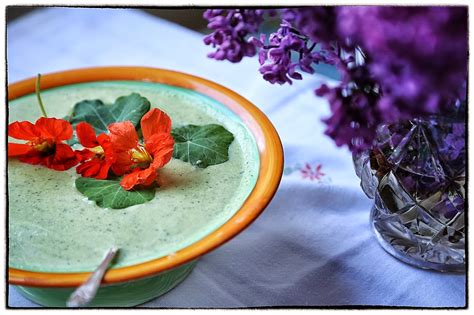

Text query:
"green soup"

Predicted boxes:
[[8, 81, 259, 272]]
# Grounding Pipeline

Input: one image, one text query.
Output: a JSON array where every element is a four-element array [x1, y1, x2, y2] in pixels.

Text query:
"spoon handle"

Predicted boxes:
[[66, 247, 119, 308]]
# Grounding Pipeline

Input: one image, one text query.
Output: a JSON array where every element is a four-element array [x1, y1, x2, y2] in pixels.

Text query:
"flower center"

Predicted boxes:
[[90, 145, 105, 159], [32, 140, 54, 153], [130, 145, 153, 166]]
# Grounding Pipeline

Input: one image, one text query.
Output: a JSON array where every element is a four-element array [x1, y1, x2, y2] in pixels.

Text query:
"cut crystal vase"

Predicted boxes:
[[353, 115, 465, 272]]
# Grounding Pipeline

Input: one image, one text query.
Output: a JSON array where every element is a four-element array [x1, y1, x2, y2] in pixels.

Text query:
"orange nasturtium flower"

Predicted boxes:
[[8, 117, 79, 171], [75, 122, 115, 179], [108, 108, 175, 190]]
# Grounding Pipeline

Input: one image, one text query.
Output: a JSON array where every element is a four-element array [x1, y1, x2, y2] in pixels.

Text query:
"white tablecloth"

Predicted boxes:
[[7, 8, 466, 308]]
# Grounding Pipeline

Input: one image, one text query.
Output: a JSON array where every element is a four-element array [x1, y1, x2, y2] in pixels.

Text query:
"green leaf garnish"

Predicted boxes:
[[68, 93, 151, 144], [75, 177, 155, 209], [171, 124, 234, 168]]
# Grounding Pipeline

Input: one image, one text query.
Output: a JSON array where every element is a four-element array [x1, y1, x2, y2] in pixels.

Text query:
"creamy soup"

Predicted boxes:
[[8, 81, 259, 272]]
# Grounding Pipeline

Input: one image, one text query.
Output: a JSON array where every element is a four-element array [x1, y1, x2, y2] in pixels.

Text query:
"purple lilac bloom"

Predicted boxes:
[[251, 21, 326, 85], [203, 7, 468, 153], [337, 6, 468, 121], [203, 9, 265, 63], [280, 7, 351, 78], [282, 7, 338, 48], [438, 121, 466, 162], [314, 47, 383, 151], [316, 81, 379, 152]]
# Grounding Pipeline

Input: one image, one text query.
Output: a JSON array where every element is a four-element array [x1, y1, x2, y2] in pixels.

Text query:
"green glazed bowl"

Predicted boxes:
[[8, 67, 283, 307], [14, 261, 197, 307]]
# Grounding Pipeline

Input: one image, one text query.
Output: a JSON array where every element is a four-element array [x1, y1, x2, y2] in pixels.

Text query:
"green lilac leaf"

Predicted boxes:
[[171, 124, 234, 168], [75, 177, 155, 209], [68, 93, 151, 144]]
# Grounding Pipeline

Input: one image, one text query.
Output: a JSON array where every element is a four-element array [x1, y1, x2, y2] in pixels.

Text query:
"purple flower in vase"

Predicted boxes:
[[337, 6, 468, 120], [252, 20, 322, 85], [437, 121, 466, 163], [282, 7, 338, 47], [316, 83, 379, 152], [203, 9, 265, 63], [203, 7, 467, 153]]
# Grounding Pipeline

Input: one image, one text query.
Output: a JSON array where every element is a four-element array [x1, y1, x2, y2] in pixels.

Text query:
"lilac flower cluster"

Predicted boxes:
[[250, 21, 327, 85], [282, 7, 337, 47], [202, 7, 468, 152], [203, 9, 265, 63], [442, 124, 466, 161], [337, 6, 468, 121], [315, 63, 382, 151]]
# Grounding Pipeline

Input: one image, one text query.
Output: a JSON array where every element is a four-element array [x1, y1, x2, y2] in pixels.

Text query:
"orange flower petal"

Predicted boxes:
[[110, 151, 133, 176], [45, 143, 79, 171], [97, 134, 116, 165], [76, 148, 95, 162], [76, 159, 102, 177], [146, 133, 175, 168], [76, 122, 99, 148], [141, 108, 172, 141], [18, 154, 43, 165], [120, 167, 157, 190], [35, 117, 73, 141], [109, 121, 138, 151], [8, 143, 34, 157], [97, 133, 111, 147], [120, 170, 141, 190], [8, 121, 41, 141], [96, 162, 112, 179], [76, 155, 111, 179]]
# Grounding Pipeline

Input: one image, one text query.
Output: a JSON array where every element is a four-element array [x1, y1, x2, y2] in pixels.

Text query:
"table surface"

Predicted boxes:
[[7, 8, 466, 308]]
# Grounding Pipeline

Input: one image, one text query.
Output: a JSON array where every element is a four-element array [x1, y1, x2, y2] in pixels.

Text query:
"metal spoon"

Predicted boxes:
[[66, 247, 119, 307]]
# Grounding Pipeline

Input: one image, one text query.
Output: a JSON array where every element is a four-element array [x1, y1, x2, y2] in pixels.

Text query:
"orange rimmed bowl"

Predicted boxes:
[[8, 67, 283, 307]]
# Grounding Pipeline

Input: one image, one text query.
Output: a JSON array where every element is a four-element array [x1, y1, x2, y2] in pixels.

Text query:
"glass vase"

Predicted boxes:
[[353, 115, 465, 272]]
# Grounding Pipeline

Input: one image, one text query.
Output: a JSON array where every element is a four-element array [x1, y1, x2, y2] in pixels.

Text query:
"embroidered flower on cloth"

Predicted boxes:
[[75, 122, 115, 179], [300, 163, 326, 181], [8, 117, 79, 171], [108, 108, 175, 190]]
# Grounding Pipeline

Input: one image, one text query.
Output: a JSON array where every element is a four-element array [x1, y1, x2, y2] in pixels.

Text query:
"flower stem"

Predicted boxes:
[[35, 74, 48, 118]]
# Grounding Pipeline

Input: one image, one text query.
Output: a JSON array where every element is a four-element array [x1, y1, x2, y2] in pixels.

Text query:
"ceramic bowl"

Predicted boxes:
[[8, 66, 283, 307]]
